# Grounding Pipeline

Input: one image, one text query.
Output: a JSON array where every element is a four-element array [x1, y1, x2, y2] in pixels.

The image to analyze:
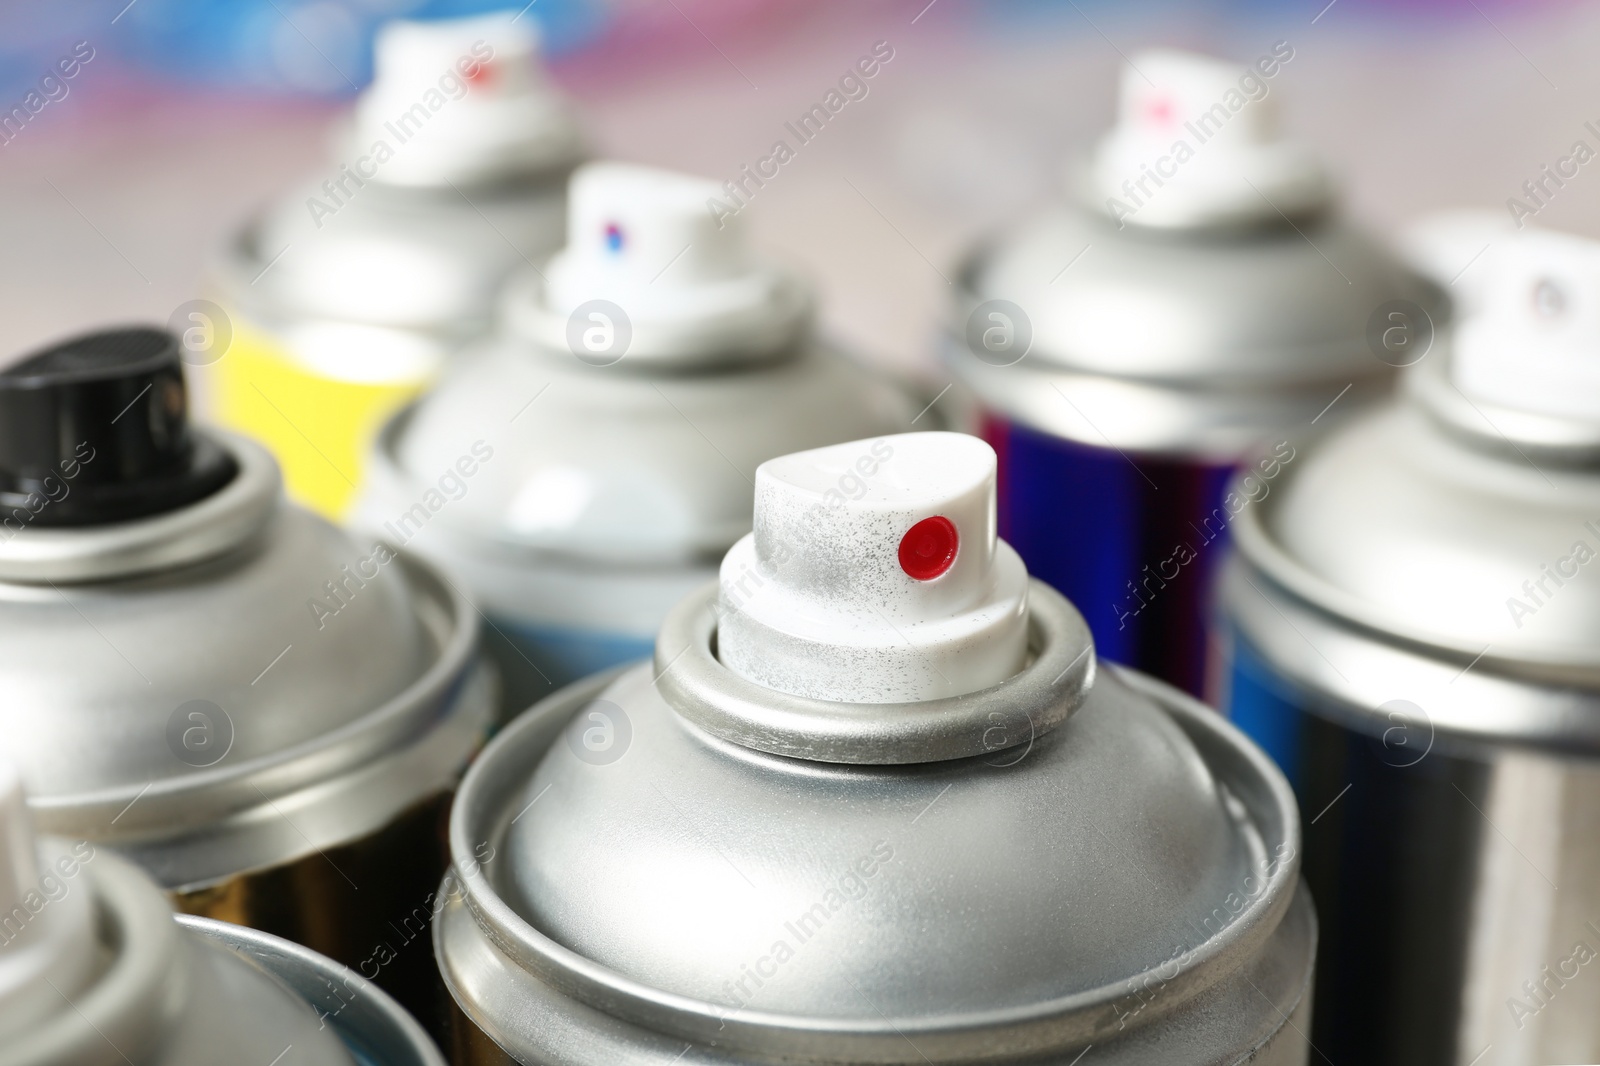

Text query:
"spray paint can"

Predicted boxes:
[[353, 162, 926, 720], [206, 13, 584, 519], [942, 48, 1438, 700], [1223, 227, 1600, 1064], [433, 431, 1315, 1065], [0, 761, 445, 1066], [0, 327, 493, 1036]]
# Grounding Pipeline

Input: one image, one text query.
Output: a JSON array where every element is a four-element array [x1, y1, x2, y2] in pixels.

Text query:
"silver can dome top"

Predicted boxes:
[[0, 328, 489, 890], [228, 14, 583, 334], [0, 761, 444, 1066], [358, 163, 920, 567], [438, 432, 1311, 1064], [946, 49, 1438, 454], [1231, 226, 1600, 740]]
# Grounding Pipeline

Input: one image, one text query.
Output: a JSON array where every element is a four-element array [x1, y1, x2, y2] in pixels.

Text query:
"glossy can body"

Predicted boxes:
[[946, 204, 1434, 700], [0, 432, 493, 1038], [1223, 358, 1600, 1065], [988, 413, 1237, 698], [207, 176, 571, 519]]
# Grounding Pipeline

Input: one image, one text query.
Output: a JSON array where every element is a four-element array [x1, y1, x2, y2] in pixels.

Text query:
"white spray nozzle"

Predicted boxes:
[[0, 763, 37, 922], [1453, 227, 1600, 421], [526, 162, 809, 365], [0, 761, 99, 1040], [716, 432, 1030, 704], [1398, 209, 1514, 317], [1090, 48, 1329, 228], [351, 14, 582, 186]]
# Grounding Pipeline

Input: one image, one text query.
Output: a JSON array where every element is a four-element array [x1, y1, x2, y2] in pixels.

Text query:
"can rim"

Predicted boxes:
[[0, 430, 278, 584], [180, 914, 447, 1066], [27, 551, 492, 891], [1408, 350, 1600, 466], [441, 624, 1303, 1061], [655, 580, 1093, 764]]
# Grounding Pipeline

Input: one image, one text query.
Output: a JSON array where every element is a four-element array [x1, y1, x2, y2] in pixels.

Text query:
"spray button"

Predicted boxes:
[[716, 432, 1030, 704], [1089, 48, 1330, 228], [1453, 228, 1600, 421], [527, 163, 810, 366]]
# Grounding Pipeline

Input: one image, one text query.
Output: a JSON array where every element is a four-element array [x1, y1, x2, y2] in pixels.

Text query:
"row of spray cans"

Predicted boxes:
[[3, 9, 1592, 1065]]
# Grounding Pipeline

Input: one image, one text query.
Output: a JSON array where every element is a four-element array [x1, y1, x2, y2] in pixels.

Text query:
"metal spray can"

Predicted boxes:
[[433, 430, 1315, 1065], [942, 48, 1438, 700], [353, 162, 926, 720], [206, 13, 584, 519], [1223, 227, 1600, 1064], [0, 327, 493, 1036], [0, 761, 445, 1066]]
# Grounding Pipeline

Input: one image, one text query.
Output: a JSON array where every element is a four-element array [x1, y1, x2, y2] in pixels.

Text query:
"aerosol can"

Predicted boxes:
[[0, 327, 493, 1034], [208, 13, 584, 519], [434, 431, 1316, 1065], [942, 48, 1438, 700], [1224, 227, 1600, 1065], [354, 162, 924, 720], [0, 761, 445, 1066]]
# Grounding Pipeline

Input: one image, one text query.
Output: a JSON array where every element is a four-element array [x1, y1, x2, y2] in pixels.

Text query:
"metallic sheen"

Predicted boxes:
[[437, 587, 1314, 1064]]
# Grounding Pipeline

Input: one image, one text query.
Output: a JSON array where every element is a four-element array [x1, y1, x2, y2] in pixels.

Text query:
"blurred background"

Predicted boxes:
[[0, 0, 1592, 379]]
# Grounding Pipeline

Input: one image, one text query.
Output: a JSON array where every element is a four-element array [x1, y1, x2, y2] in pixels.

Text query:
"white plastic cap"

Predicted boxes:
[[716, 432, 1030, 703], [519, 162, 810, 365], [349, 14, 583, 186], [0, 762, 99, 1040], [0, 764, 35, 922], [1453, 227, 1600, 421], [1089, 49, 1330, 228], [1399, 208, 1515, 319]]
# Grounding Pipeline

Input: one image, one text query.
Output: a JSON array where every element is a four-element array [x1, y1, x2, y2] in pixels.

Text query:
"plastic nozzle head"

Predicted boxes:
[[352, 13, 583, 186], [1453, 227, 1600, 421], [1089, 48, 1330, 229], [0, 761, 99, 1040], [523, 162, 810, 365], [0, 763, 36, 922], [716, 432, 1030, 704], [0, 327, 236, 525]]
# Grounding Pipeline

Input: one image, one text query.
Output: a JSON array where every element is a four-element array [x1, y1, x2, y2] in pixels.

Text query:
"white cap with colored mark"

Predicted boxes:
[[518, 162, 810, 365], [1454, 227, 1600, 421], [1089, 49, 1330, 228], [716, 432, 1029, 703], [351, 13, 583, 186]]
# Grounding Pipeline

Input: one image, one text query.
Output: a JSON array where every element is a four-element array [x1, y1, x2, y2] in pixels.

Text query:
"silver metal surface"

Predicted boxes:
[[0, 432, 491, 891], [1408, 349, 1600, 465], [365, 335, 923, 567], [227, 176, 570, 338], [7, 848, 359, 1066], [1231, 395, 1600, 688], [353, 329, 924, 719], [183, 914, 448, 1066], [656, 581, 1093, 764], [437, 588, 1313, 1064], [1224, 347, 1600, 1064], [943, 205, 1438, 456]]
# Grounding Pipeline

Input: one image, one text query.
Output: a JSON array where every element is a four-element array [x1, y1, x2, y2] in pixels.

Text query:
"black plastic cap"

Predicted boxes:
[[0, 327, 237, 526]]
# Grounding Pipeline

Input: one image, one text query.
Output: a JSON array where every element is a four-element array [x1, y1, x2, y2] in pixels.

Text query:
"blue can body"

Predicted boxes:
[[1226, 632, 1489, 1065], [482, 615, 655, 722], [984, 413, 1235, 700]]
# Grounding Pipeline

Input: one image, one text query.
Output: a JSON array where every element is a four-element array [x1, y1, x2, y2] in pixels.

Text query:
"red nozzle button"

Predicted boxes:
[[899, 516, 958, 581]]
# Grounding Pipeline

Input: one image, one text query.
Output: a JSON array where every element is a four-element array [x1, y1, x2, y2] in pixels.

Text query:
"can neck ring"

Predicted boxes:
[[654, 579, 1094, 765], [0, 432, 278, 585], [1408, 352, 1600, 468]]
